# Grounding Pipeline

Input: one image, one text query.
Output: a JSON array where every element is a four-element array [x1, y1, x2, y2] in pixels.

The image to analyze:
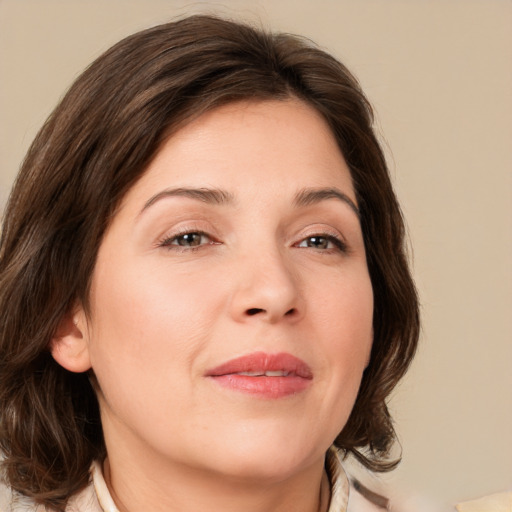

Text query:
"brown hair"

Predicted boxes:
[[0, 14, 419, 510]]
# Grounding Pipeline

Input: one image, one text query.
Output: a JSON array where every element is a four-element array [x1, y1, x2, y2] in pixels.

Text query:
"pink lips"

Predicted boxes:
[[206, 352, 313, 398]]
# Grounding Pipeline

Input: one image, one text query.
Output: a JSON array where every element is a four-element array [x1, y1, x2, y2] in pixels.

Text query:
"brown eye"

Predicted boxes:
[[160, 231, 213, 249], [305, 236, 329, 249], [298, 236, 332, 249], [296, 234, 347, 253], [174, 233, 205, 247]]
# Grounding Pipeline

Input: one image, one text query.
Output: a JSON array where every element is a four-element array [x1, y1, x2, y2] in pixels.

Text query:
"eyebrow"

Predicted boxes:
[[139, 186, 359, 218], [140, 187, 234, 215], [293, 187, 360, 217]]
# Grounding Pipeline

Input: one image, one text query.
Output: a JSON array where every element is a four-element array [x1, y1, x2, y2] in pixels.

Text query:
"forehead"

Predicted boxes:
[[120, 99, 356, 212]]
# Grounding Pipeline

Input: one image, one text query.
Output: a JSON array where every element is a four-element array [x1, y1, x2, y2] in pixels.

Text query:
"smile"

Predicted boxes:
[[206, 352, 313, 399], [236, 370, 290, 377]]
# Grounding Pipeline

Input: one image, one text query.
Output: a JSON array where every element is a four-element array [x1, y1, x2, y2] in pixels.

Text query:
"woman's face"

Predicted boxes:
[[75, 99, 373, 481]]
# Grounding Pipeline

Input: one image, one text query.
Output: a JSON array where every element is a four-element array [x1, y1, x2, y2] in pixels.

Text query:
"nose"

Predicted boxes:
[[229, 248, 304, 324]]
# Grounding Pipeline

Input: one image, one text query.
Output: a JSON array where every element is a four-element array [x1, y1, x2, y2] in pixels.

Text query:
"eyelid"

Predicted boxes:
[[163, 230, 212, 247], [294, 227, 349, 253], [154, 221, 220, 251]]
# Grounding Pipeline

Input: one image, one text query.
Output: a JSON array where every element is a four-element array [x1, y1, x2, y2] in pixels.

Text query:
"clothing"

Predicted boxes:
[[0, 447, 385, 511], [455, 491, 512, 512]]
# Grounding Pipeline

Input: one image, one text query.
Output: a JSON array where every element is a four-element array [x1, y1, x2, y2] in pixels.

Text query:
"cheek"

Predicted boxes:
[[317, 269, 373, 355], [84, 256, 221, 409], [292, 267, 373, 449], [313, 268, 374, 404], [89, 256, 216, 347]]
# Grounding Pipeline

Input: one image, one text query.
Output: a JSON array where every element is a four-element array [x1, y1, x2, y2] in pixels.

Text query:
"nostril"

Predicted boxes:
[[285, 308, 296, 316], [247, 308, 264, 316]]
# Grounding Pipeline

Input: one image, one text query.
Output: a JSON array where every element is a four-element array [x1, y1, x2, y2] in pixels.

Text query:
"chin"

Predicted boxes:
[[210, 452, 311, 483], [193, 428, 327, 482]]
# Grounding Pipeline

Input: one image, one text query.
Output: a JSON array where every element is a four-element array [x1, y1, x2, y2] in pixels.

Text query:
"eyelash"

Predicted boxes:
[[158, 230, 217, 251], [158, 229, 348, 254], [295, 232, 348, 253]]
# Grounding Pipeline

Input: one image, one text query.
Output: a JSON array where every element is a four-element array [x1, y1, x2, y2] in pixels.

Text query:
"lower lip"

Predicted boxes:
[[209, 374, 311, 399]]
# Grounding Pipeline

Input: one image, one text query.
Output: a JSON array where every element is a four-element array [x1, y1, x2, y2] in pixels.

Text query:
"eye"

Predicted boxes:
[[296, 234, 347, 252], [159, 231, 215, 249]]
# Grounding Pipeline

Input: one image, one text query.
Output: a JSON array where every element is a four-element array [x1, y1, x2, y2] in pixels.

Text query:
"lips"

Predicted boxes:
[[206, 352, 313, 398]]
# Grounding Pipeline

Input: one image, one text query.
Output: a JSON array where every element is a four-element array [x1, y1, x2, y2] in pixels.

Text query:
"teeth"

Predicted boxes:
[[265, 370, 289, 377], [236, 371, 289, 377]]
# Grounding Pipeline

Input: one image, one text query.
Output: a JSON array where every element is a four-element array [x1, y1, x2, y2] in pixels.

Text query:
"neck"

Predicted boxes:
[[103, 447, 331, 512]]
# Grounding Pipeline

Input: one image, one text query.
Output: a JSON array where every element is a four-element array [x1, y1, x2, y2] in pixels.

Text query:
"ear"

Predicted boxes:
[[50, 306, 91, 373]]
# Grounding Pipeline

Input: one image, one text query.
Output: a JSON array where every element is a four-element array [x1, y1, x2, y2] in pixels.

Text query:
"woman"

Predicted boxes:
[[0, 15, 419, 512]]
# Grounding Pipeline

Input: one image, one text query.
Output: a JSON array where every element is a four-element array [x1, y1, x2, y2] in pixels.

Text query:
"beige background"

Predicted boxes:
[[1, 0, 511, 508]]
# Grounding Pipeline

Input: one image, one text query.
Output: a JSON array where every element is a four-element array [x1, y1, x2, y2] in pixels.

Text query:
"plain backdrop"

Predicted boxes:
[[1, 0, 511, 508]]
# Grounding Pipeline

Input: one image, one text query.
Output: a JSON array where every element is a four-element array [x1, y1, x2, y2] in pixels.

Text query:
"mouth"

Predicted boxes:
[[205, 352, 313, 399]]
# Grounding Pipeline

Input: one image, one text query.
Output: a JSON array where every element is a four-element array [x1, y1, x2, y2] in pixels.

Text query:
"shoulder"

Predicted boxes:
[[327, 447, 388, 512], [0, 478, 44, 512], [347, 478, 388, 512], [0, 475, 101, 512], [456, 491, 512, 512]]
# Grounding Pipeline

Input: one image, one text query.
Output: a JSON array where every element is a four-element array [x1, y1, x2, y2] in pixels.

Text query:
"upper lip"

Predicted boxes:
[[206, 351, 313, 379]]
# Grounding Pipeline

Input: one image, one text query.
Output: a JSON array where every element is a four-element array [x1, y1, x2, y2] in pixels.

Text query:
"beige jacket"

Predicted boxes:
[[455, 492, 512, 512]]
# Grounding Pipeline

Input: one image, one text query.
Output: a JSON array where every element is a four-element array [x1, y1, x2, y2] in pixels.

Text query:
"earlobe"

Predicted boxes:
[[50, 309, 92, 373]]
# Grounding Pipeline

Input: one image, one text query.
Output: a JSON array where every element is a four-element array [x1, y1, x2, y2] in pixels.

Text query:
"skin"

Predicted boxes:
[[52, 99, 374, 512]]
